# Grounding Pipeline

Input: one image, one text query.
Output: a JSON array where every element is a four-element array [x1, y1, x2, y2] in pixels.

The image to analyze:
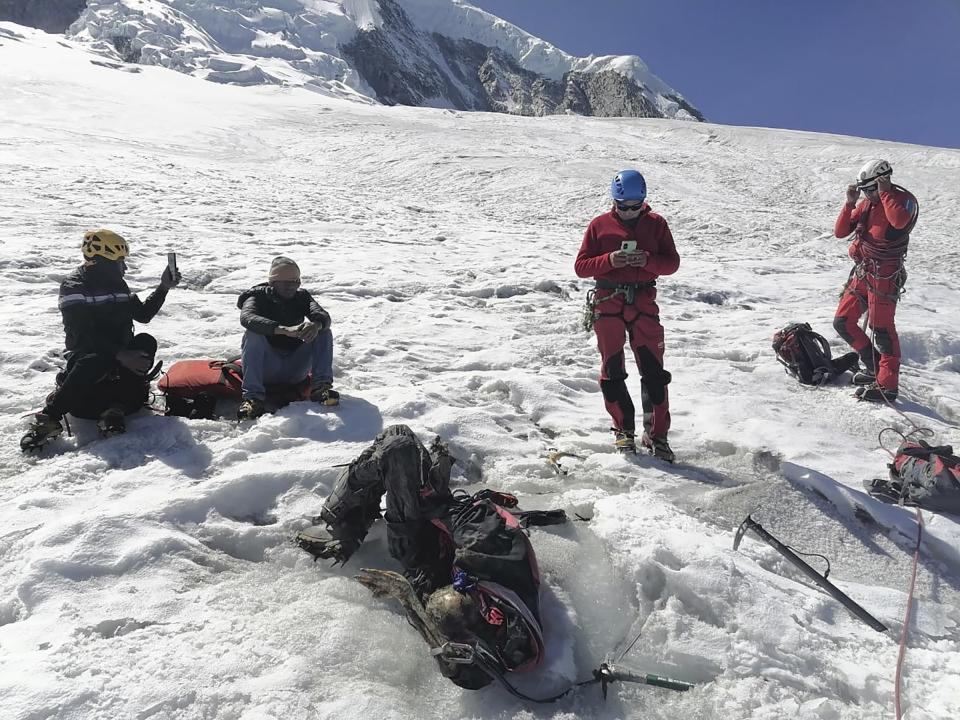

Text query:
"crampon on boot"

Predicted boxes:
[[295, 525, 356, 565], [237, 397, 265, 421], [642, 433, 676, 463], [856, 384, 898, 403], [20, 413, 64, 452], [310, 383, 340, 407], [613, 429, 636, 454], [97, 407, 126, 437]]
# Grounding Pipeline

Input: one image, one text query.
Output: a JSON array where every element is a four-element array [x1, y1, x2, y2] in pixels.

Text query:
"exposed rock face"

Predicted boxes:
[[55, 0, 703, 120], [342, 1, 698, 119], [0, 0, 86, 34], [342, 0, 475, 108]]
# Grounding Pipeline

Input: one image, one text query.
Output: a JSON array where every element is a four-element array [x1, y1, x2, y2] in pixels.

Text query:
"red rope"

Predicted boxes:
[[894, 508, 923, 720]]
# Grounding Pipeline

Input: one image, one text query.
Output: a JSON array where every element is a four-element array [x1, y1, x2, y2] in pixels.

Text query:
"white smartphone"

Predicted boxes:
[[621, 240, 637, 253], [167, 251, 178, 275]]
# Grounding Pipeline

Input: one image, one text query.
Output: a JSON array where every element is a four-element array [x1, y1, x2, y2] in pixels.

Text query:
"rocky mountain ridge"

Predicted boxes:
[[2, 0, 703, 120]]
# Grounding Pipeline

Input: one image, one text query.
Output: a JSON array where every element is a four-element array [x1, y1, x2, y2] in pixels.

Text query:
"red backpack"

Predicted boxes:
[[157, 359, 309, 419], [867, 440, 960, 513], [773, 322, 858, 385]]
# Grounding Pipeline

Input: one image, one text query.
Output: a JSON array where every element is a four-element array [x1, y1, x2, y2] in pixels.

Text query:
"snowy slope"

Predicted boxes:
[[1, 23, 959, 720], [60, 0, 702, 118]]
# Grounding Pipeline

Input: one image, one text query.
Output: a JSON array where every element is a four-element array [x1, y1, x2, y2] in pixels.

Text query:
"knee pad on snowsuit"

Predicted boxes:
[[636, 347, 671, 406], [601, 350, 628, 382], [833, 316, 856, 345], [872, 328, 896, 356], [600, 350, 634, 415]]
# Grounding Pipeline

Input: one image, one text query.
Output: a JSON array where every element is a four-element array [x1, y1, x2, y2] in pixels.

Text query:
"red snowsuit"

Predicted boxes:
[[575, 206, 680, 438], [832, 186, 917, 390]]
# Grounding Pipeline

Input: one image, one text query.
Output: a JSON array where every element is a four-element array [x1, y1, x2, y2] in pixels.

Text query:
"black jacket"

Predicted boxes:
[[58, 263, 167, 357], [237, 283, 331, 351]]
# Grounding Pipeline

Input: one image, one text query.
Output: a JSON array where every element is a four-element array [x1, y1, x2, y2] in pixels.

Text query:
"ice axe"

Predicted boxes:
[[734, 514, 887, 632], [594, 662, 695, 699]]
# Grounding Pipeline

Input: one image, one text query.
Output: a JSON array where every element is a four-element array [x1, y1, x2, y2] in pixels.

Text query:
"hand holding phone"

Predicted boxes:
[[160, 251, 181, 290], [628, 251, 648, 267]]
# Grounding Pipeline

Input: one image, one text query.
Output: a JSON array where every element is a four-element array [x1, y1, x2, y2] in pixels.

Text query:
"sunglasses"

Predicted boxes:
[[859, 183, 878, 193], [272, 279, 301, 288], [615, 201, 645, 211]]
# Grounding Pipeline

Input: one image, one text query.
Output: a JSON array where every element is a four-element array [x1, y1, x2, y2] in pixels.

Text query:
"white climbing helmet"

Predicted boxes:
[[857, 159, 892, 188]]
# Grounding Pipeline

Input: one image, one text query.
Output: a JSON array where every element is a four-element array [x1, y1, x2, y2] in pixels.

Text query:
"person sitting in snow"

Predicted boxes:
[[295, 424, 565, 690], [574, 170, 680, 461], [20, 229, 180, 451], [236, 256, 338, 420], [832, 159, 918, 403]]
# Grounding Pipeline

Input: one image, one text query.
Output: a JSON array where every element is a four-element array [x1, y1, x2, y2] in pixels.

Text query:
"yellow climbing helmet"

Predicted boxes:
[[81, 229, 129, 262]]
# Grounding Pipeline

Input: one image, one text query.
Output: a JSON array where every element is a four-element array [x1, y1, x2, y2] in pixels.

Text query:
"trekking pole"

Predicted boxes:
[[734, 515, 887, 632], [594, 662, 695, 699]]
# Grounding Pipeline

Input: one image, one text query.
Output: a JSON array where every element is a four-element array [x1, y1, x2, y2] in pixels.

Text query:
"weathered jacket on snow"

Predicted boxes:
[[237, 283, 331, 351]]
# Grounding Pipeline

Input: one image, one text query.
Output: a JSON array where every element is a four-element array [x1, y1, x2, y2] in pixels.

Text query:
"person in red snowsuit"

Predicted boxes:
[[833, 159, 918, 402], [575, 170, 680, 460]]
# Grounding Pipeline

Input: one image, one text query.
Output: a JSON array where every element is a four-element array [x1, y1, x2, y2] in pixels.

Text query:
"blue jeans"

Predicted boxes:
[[241, 330, 333, 401]]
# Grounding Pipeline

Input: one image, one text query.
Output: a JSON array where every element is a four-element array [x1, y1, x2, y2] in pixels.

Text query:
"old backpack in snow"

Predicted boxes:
[[772, 322, 858, 386], [867, 440, 960, 514]]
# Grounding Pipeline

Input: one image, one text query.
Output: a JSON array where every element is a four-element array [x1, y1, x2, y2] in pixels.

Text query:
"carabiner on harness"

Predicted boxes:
[[431, 641, 478, 665], [581, 289, 599, 332]]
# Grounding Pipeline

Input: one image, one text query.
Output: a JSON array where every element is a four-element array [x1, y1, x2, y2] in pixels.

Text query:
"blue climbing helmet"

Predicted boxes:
[[610, 170, 647, 202]]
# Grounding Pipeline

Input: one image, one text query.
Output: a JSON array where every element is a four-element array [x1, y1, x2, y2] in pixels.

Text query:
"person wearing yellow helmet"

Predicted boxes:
[[81, 228, 129, 264], [20, 229, 181, 451]]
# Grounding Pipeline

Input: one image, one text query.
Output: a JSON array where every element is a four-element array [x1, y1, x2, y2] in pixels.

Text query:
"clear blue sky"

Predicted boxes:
[[472, 0, 960, 149]]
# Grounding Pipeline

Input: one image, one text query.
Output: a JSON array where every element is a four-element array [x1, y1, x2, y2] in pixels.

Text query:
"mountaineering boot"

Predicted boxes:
[[851, 370, 876, 386], [237, 397, 265, 421], [310, 383, 340, 407], [613, 429, 636, 454], [865, 477, 910, 505], [857, 384, 898, 403], [20, 412, 64, 452], [642, 433, 676, 463], [295, 525, 357, 565], [97, 407, 126, 437]]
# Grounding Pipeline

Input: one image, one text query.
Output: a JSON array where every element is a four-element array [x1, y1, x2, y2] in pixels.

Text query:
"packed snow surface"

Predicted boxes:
[[1, 23, 959, 720]]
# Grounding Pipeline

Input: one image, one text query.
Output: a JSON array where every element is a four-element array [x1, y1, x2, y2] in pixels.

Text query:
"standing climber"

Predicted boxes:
[[575, 170, 680, 461], [833, 159, 918, 402]]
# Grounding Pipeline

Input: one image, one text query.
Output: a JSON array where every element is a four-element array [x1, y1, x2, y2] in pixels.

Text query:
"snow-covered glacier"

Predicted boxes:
[[57, 0, 704, 118]]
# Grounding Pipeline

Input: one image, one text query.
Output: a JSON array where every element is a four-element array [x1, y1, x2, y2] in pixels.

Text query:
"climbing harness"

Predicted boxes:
[[581, 280, 657, 332]]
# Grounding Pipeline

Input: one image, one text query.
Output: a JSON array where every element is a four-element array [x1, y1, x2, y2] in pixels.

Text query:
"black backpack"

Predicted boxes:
[[773, 322, 858, 386]]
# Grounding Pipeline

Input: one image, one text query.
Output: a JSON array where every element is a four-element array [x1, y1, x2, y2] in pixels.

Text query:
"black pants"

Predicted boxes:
[[321, 425, 454, 585], [45, 334, 156, 420]]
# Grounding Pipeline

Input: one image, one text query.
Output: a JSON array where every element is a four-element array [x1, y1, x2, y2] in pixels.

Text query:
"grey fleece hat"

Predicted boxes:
[[268, 256, 301, 282]]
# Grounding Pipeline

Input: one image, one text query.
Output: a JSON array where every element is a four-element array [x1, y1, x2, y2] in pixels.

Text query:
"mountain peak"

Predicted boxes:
[[4, 0, 703, 120]]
